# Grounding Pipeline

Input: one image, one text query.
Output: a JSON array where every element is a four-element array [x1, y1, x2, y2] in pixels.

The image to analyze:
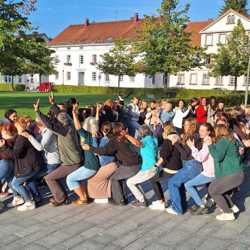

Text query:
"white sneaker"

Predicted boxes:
[[216, 213, 235, 221], [231, 205, 240, 214], [165, 207, 178, 215], [7, 196, 24, 208], [149, 200, 165, 211], [94, 199, 109, 204], [17, 201, 35, 212]]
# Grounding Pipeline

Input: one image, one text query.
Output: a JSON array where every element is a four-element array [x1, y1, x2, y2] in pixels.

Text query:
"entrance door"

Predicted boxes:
[[78, 72, 85, 85]]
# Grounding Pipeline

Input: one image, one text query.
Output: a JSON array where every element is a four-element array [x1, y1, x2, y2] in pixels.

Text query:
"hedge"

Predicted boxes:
[[0, 83, 25, 91]]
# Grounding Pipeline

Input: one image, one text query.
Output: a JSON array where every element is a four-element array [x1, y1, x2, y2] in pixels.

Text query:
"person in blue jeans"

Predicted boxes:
[[0, 159, 13, 186], [166, 118, 202, 215]]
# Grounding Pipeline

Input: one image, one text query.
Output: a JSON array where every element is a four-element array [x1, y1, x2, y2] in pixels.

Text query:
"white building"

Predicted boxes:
[[2, 9, 250, 90]]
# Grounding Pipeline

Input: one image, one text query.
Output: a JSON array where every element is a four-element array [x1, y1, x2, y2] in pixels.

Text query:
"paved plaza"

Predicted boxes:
[[1, 172, 250, 250]]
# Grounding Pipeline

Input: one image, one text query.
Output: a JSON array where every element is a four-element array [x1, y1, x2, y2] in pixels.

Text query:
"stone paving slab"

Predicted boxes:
[[1, 171, 250, 250]]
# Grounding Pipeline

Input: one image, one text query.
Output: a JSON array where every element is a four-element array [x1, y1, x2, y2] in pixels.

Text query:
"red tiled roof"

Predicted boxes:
[[48, 18, 213, 47]]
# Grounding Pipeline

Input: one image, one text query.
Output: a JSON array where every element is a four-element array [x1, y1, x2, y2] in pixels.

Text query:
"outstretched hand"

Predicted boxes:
[[33, 99, 40, 112], [48, 92, 55, 105], [72, 103, 79, 113]]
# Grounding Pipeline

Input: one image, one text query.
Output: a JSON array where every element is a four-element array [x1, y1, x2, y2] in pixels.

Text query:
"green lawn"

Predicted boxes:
[[0, 92, 112, 118]]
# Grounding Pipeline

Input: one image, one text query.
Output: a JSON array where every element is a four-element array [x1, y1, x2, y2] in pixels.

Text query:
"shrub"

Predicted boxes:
[[0, 83, 25, 92]]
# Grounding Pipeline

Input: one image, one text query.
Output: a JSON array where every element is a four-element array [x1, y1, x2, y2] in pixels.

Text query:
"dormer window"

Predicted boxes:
[[227, 15, 235, 25]]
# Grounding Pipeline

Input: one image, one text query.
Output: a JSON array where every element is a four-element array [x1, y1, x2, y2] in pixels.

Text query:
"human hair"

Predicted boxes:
[[162, 123, 176, 139], [200, 122, 215, 139], [104, 99, 113, 108], [82, 117, 99, 136], [182, 118, 198, 143], [214, 124, 234, 142], [138, 125, 153, 138], [0, 123, 17, 137], [4, 109, 17, 120], [14, 117, 29, 131], [112, 122, 126, 137]]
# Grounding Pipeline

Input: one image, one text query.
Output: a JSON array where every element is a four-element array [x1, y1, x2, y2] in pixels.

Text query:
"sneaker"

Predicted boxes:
[[149, 200, 165, 211], [94, 199, 109, 204], [216, 213, 235, 221], [165, 207, 178, 215], [231, 205, 240, 214], [131, 200, 148, 208], [7, 196, 24, 208], [17, 201, 35, 212]]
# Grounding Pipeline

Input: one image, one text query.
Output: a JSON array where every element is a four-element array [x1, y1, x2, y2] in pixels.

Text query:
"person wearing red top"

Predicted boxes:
[[195, 97, 207, 124]]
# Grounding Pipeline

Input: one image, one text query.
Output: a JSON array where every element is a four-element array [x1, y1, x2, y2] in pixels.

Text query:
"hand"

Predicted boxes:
[[96, 104, 102, 112], [188, 105, 192, 110], [81, 144, 90, 151], [239, 147, 245, 156], [120, 128, 128, 138], [33, 99, 40, 112], [187, 139, 195, 148], [243, 139, 250, 148], [72, 103, 79, 113], [48, 93, 55, 105], [21, 131, 31, 139], [204, 136, 212, 145], [0, 139, 5, 148]]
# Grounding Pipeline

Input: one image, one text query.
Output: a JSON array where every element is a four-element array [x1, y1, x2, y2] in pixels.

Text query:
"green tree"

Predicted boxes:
[[210, 20, 250, 91], [135, 0, 203, 87], [98, 39, 137, 89], [220, 0, 248, 15]]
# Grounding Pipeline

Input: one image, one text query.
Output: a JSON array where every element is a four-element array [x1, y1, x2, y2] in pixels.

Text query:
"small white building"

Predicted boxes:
[[2, 9, 250, 90]]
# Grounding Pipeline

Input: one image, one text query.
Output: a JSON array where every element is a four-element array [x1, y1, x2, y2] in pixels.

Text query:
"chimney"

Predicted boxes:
[[134, 13, 139, 22], [85, 18, 90, 26]]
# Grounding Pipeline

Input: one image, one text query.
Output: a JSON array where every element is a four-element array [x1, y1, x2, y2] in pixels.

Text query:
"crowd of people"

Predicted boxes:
[[0, 94, 249, 221]]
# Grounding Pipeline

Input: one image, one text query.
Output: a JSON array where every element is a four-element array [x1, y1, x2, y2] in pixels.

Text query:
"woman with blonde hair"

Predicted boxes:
[[149, 123, 183, 211], [208, 124, 245, 221]]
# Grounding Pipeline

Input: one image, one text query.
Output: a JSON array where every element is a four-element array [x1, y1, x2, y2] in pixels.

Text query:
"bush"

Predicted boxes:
[[0, 83, 25, 92]]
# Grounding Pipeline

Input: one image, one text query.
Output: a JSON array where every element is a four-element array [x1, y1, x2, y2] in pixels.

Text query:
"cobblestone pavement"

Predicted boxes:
[[1, 172, 250, 250]]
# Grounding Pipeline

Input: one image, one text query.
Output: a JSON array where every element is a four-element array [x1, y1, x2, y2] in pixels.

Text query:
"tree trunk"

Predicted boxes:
[[39, 73, 41, 85], [234, 76, 238, 92], [163, 72, 169, 89], [118, 75, 121, 95], [11, 76, 14, 91]]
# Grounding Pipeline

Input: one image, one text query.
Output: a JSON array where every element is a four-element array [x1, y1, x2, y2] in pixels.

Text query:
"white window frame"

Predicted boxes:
[[189, 73, 198, 85], [229, 76, 236, 86], [202, 73, 210, 85], [79, 55, 84, 65], [177, 73, 185, 85], [92, 72, 97, 81], [226, 15, 235, 25], [66, 55, 71, 64], [215, 76, 223, 86], [130, 76, 135, 82], [219, 33, 227, 45], [105, 74, 110, 82], [67, 72, 71, 81], [205, 34, 213, 46]]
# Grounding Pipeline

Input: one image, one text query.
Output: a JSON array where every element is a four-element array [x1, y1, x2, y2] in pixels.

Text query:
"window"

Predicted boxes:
[[205, 34, 213, 46], [205, 55, 211, 65], [67, 72, 71, 81], [30, 74, 34, 83], [55, 72, 59, 80], [18, 76, 22, 83], [92, 72, 97, 81], [152, 75, 156, 85], [66, 55, 71, 64], [219, 34, 227, 44], [105, 74, 110, 82], [190, 73, 197, 85], [177, 74, 185, 85], [80, 46, 83, 50], [92, 54, 97, 64], [130, 76, 135, 82], [202, 73, 210, 85], [227, 15, 235, 25], [79, 55, 84, 65], [244, 75, 250, 86], [67, 47, 71, 50], [120, 75, 123, 82], [4, 76, 8, 83], [229, 76, 236, 86], [215, 76, 223, 85]]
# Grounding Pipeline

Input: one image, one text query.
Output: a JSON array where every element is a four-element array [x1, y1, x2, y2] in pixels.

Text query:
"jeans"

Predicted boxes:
[[168, 160, 202, 214], [0, 160, 14, 184], [11, 172, 38, 202], [66, 166, 96, 191], [184, 174, 215, 206], [127, 168, 156, 202]]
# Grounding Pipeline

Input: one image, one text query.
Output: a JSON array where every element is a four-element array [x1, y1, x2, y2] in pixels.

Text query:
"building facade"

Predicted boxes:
[[2, 10, 249, 90]]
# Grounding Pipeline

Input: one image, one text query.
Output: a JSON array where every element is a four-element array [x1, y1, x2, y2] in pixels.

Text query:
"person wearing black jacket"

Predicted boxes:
[[149, 126, 183, 211], [82, 122, 140, 205], [0, 117, 43, 211]]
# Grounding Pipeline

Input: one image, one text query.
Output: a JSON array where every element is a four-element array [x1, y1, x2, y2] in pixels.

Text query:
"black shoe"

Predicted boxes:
[[188, 204, 199, 214], [192, 206, 210, 215], [50, 197, 71, 207], [130, 200, 148, 208]]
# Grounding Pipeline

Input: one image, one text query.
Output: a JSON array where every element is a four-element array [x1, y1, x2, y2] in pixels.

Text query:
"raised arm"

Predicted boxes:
[[72, 103, 81, 130]]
